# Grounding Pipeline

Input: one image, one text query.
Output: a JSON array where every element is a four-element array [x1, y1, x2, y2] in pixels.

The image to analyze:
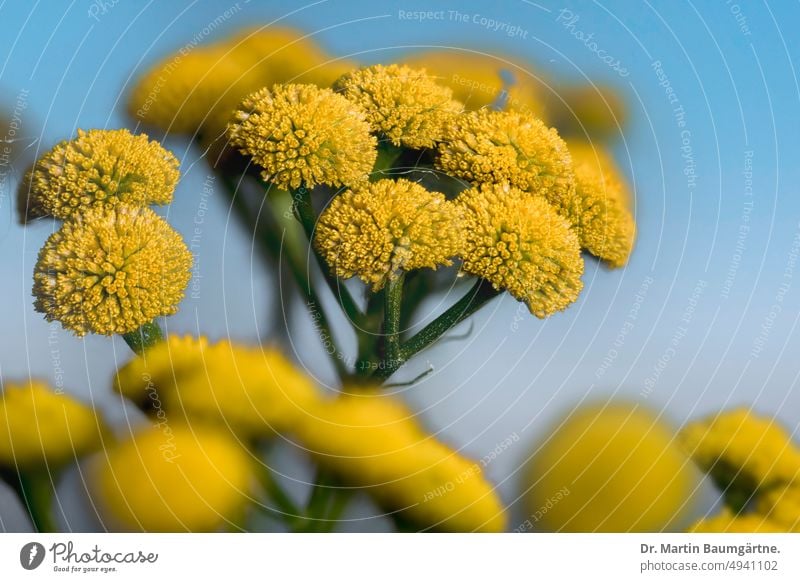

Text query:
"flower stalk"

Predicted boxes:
[[121, 320, 164, 355]]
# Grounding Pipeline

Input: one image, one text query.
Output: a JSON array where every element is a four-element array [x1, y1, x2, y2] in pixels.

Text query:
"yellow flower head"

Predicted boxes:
[[114, 335, 319, 438], [0, 380, 105, 470], [334, 64, 462, 149], [33, 204, 192, 336], [567, 141, 636, 267], [688, 510, 787, 533], [315, 179, 462, 290], [756, 484, 800, 532], [227, 83, 377, 189], [403, 51, 547, 118], [294, 390, 507, 532], [548, 84, 628, 139], [680, 409, 800, 495], [91, 424, 254, 532], [437, 109, 575, 205], [457, 183, 584, 317], [27, 129, 179, 220], [523, 402, 697, 532], [129, 47, 263, 135]]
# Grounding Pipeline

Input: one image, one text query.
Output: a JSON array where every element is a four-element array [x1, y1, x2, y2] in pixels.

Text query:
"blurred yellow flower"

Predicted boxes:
[[568, 141, 636, 267], [16, 163, 48, 224], [315, 179, 462, 290], [294, 390, 507, 532], [457, 183, 583, 318], [228, 84, 377, 189], [92, 424, 254, 532], [334, 64, 462, 149], [523, 402, 697, 532], [547, 84, 628, 139], [688, 510, 787, 533], [114, 335, 319, 438], [33, 204, 192, 336], [26, 129, 179, 219], [437, 109, 575, 207], [403, 51, 547, 118], [756, 485, 800, 532], [680, 409, 800, 498], [0, 380, 105, 470]]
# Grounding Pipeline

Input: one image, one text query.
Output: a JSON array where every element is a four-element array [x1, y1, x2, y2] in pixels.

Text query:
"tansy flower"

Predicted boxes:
[[688, 510, 787, 533], [756, 485, 800, 532], [334, 64, 462, 149], [227, 83, 377, 189], [403, 51, 547, 118], [567, 141, 636, 267], [315, 179, 462, 290], [457, 183, 584, 318], [547, 84, 628, 139], [91, 424, 254, 532], [33, 204, 192, 336], [680, 409, 800, 504], [114, 335, 319, 438], [437, 109, 575, 207], [26, 129, 179, 219], [294, 390, 507, 532], [522, 402, 697, 532], [0, 380, 105, 470]]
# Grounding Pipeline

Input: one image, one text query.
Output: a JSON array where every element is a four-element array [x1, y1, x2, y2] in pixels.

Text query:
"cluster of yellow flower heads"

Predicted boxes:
[[522, 403, 697, 532], [293, 390, 507, 532], [682, 409, 800, 533], [315, 179, 462, 290], [0, 381, 106, 470], [334, 64, 462, 149], [22, 128, 192, 337], [114, 335, 318, 438], [33, 205, 192, 336], [227, 84, 376, 189]]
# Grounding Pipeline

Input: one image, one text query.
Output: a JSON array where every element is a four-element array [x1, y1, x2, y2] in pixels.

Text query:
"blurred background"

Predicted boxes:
[[1, 0, 799, 531]]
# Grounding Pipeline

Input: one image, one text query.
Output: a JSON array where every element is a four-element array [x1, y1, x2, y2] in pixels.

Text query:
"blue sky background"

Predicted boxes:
[[1, 0, 799, 531]]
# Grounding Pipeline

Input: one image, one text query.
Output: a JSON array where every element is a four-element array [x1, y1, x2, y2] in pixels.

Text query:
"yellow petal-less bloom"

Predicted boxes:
[[457, 183, 584, 317], [568, 141, 636, 267], [680, 409, 800, 495], [437, 109, 575, 206], [547, 84, 628, 139], [315, 179, 462, 291], [227, 84, 377, 189], [33, 205, 192, 336], [27, 129, 179, 219], [523, 403, 697, 532], [334, 64, 462, 149], [403, 51, 547, 118], [688, 510, 787, 533], [0, 381, 105, 470], [294, 391, 507, 532], [114, 335, 319, 438], [91, 424, 254, 532], [756, 485, 800, 532]]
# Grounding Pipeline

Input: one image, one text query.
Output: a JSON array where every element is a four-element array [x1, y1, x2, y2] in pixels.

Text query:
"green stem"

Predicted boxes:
[[291, 185, 364, 326], [372, 278, 500, 381], [18, 472, 58, 533], [121, 321, 164, 355], [383, 273, 405, 367], [371, 142, 404, 180], [254, 463, 305, 531]]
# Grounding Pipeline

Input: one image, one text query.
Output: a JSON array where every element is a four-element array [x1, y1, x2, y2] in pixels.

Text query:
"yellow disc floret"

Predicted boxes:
[[27, 129, 179, 219], [437, 109, 575, 205], [0, 380, 105, 470], [457, 183, 584, 317], [91, 424, 254, 532], [523, 402, 698, 532], [334, 64, 462, 149], [114, 335, 320, 438], [33, 204, 192, 336], [680, 409, 800, 496], [294, 390, 507, 532], [227, 83, 377, 189], [315, 179, 462, 290], [567, 141, 636, 267]]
